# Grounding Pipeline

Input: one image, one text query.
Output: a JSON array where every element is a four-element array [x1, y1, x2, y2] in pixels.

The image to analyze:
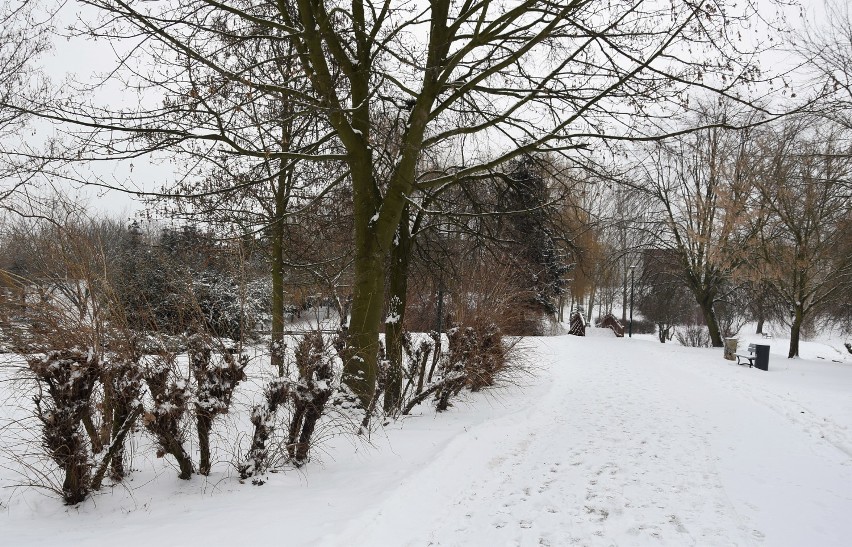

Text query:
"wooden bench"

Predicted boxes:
[[735, 343, 757, 367], [761, 332, 773, 339]]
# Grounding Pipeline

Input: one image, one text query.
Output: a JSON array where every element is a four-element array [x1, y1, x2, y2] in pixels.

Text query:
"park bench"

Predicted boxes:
[[761, 332, 773, 339], [735, 343, 758, 367]]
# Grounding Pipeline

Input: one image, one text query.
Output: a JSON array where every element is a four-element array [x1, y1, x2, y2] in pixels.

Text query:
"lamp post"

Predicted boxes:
[[629, 264, 636, 338]]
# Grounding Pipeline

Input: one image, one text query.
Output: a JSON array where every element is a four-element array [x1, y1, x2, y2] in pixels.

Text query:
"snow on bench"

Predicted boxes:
[[735, 343, 757, 367]]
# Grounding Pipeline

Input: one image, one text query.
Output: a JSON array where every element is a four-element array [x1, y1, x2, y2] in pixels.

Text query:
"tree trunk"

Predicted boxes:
[[81, 409, 104, 455], [295, 390, 333, 464], [789, 307, 802, 358], [342, 137, 413, 406], [270, 178, 287, 377], [167, 438, 194, 480], [756, 316, 765, 335], [587, 288, 595, 324], [93, 405, 142, 490], [338, 48, 435, 406], [697, 295, 724, 347], [597, 293, 603, 323], [109, 399, 133, 481], [197, 414, 213, 476], [100, 383, 114, 450], [384, 209, 411, 414], [287, 402, 306, 459], [344, 236, 385, 406]]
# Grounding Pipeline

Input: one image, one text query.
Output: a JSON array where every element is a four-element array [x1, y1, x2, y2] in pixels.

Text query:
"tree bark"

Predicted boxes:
[[384, 208, 411, 414], [621, 258, 628, 322], [343, 203, 386, 405], [93, 405, 142, 490], [287, 401, 306, 459], [109, 397, 134, 481], [81, 409, 104, 455], [197, 414, 213, 476], [697, 294, 724, 347], [304, 0, 446, 407], [270, 171, 288, 377], [167, 438, 194, 480], [295, 389, 333, 464], [789, 306, 802, 358]]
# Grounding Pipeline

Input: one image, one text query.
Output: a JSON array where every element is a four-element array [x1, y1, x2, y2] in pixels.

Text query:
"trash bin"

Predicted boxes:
[[723, 338, 738, 361], [754, 344, 770, 371]]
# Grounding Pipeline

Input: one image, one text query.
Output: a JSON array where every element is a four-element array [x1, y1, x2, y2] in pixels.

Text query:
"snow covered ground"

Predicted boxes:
[[3, 330, 852, 546]]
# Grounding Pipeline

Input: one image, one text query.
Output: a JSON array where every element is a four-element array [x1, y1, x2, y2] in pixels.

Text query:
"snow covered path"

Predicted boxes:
[[324, 334, 852, 546], [3, 333, 852, 546]]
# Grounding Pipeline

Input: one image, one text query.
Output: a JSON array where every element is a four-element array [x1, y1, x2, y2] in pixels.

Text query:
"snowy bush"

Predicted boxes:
[[239, 378, 291, 482], [192, 271, 266, 341], [628, 318, 655, 335], [402, 332, 435, 402], [28, 348, 101, 504], [0, 274, 146, 503], [115, 233, 265, 341], [240, 331, 337, 482], [675, 323, 711, 348], [446, 323, 506, 393], [400, 322, 519, 415], [95, 343, 145, 487], [188, 333, 248, 475], [142, 353, 194, 480], [288, 332, 334, 464]]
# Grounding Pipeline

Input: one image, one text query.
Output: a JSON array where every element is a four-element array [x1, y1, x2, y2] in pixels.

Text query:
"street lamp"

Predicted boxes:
[[628, 264, 636, 338]]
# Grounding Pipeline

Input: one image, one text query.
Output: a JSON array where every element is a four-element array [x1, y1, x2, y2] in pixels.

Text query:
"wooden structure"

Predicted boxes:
[[568, 311, 586, 336], [599, 313, 624, 337]]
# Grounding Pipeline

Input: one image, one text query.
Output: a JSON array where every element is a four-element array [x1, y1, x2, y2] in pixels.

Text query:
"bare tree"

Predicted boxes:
[[633, 103, 758, 346], [750, 116, 852, 357], [0, 1, 50, 211], [636, 249, 695, 343], [795, 0, 852, 129]]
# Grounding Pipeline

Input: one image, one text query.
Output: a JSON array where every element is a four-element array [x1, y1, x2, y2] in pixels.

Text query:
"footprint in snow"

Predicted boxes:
[[669, 514, 688, 533]]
